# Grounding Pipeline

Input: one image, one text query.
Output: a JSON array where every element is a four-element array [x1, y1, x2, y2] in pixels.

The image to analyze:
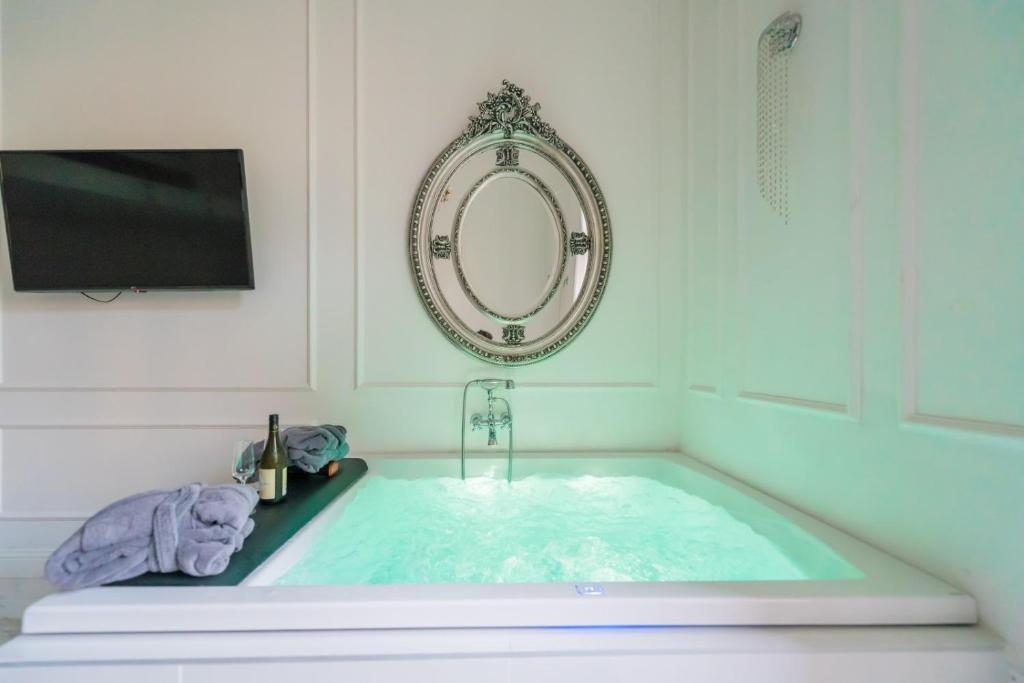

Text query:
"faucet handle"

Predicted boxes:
[[468, 378, 515, 391]]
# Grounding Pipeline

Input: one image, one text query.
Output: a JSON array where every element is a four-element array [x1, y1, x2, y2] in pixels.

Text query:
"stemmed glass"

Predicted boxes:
[[232, 440, 256, 485]]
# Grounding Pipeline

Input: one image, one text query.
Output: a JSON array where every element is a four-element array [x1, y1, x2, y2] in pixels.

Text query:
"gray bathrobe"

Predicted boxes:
[[45, 483, 257, 590]]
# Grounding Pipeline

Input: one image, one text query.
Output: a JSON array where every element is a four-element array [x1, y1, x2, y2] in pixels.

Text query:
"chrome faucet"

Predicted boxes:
[[461, 378, 515, 482]]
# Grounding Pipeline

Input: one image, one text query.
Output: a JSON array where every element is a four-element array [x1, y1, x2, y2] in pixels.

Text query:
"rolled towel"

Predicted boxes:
[[247, 424, 349, 474], [45, 483, 257, 590]]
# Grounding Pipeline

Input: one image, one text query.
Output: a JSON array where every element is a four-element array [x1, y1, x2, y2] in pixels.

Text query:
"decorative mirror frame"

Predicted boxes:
[[409, 80, 612, 365]]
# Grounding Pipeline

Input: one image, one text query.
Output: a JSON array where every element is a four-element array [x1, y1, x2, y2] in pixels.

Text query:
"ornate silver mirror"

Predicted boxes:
[[409, 80, 611, 365]]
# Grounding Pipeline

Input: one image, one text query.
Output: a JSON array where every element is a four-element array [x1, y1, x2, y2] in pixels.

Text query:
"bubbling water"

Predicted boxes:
[[276, 475, 811, 585]]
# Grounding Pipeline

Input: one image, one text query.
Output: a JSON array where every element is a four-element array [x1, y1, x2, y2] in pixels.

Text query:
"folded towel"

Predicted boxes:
[[247, 424, 349, 474], [45, 484, 257, 590]]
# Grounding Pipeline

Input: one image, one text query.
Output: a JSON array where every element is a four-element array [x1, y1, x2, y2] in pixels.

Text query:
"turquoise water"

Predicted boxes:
[[276, 475, 829, 585]]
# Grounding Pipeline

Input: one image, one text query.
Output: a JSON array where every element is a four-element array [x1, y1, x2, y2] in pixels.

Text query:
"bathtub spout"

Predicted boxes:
[[462, 379, 515, 482]]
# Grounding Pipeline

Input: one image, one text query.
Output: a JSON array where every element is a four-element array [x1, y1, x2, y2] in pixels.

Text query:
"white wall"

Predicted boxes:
[[681, 0, 1023, 664], [0, 0, 683, 573]]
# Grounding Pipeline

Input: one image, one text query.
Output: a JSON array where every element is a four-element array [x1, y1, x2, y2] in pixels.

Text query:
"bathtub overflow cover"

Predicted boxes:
[[575, 583, 605, 596]]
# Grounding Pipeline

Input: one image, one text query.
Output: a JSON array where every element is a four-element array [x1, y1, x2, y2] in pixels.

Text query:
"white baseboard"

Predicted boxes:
[[0, 550, 49, 578], [0, 519, 74, 619], [0, 518, 83, 578]]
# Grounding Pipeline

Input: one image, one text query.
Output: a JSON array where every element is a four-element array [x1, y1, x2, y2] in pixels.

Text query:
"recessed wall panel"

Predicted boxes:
[[913, 0, 1024, 429], [0, 0, 310, 389], [736, 1, 853, 410], [356, 0, 661, 386], [1, 427, 258, 514]]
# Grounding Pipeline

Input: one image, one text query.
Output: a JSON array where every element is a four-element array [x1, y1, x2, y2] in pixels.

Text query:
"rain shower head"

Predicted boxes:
[[757, 11, 802, 224], [760, 12, 802, 54]]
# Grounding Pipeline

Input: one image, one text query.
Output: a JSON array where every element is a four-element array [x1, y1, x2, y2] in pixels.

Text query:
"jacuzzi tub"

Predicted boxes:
[[17, 452, 976, 634]]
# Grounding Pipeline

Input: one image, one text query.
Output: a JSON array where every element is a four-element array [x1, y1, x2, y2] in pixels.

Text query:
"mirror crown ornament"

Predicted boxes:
[[463, 80, 559, 145]]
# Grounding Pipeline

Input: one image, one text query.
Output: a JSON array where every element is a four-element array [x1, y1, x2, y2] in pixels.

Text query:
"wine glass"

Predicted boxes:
[[232, 440, 256, 485]]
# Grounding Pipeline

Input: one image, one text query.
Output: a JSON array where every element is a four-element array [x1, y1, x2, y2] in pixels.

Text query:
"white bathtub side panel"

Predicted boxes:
[[2, 665, 180, 683], [0, 626, 1009, 683], [19, 581, 978, 635], [180, 653, 1007, 683]]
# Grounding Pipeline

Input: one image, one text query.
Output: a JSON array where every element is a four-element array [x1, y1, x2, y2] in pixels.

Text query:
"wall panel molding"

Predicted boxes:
[[0, 385, 315, 393], [898, 0, 922, 429], [358, 382, 658, 390], [904, 412, 1024, 439], [0, 423, 303, 430], [737, 390, 850, 416], [846, 0, 866, 420]]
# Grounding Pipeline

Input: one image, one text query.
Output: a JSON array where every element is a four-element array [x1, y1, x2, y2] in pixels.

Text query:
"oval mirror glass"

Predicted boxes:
[[456, 173, 564, 321]]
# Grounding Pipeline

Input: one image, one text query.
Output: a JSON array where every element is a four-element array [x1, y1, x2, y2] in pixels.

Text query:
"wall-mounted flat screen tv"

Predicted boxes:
[[0, 149, 254, 291]]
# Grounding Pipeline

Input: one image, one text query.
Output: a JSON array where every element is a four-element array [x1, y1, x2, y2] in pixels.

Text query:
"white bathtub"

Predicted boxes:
[[1, 452, 1003, 683]]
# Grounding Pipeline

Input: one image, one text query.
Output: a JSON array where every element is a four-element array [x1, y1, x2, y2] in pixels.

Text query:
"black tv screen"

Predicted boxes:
[[0, 149, 254, 291]]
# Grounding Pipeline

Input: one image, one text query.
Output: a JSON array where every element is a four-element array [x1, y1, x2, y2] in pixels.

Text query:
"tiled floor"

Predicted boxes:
[[0, 618, 19, 646], [0, 577, 53, 646]]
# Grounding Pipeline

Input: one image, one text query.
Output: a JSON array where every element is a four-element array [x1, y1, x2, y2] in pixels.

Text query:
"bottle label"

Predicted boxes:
[[258, 468, 277, 500], [281, 467, 288, 496]]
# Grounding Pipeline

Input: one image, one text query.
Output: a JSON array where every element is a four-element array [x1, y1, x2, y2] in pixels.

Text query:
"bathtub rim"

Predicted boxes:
[[20, 450, 978, 635]]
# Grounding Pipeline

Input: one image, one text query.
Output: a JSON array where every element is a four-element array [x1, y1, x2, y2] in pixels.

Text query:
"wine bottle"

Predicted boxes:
[[257, 414, 288, 504]]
